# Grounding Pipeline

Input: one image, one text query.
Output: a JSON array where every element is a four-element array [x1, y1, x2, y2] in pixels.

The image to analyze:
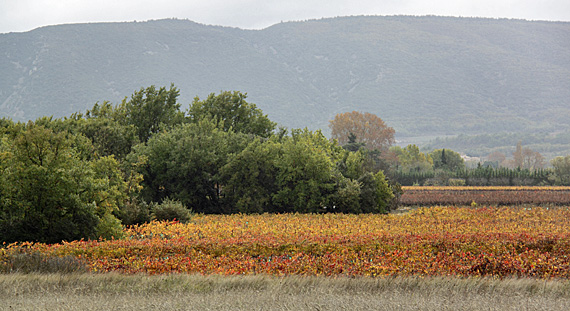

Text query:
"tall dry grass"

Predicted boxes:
[[1, 273, 570, 310]]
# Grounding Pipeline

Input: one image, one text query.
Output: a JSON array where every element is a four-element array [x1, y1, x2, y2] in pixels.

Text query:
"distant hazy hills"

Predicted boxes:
[[1, 16, 569, 146]]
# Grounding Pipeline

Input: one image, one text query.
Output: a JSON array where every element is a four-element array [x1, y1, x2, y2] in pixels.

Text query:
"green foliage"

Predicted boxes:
[[0, 123, 101, 243], [333, 178, 362, 213], [342, 133, 365, 152], [551, 155, 570, 185], [116, 198, 151, 226], [448, 178, 466, 186], [393, 166, 552, 186], [271, 129, 342, 213], [391, 145, 433, 173], [90, 155, 130, 217], [357, 174, 377, 213], [374, 170, 395, 213], [151, 198, 192, 223], [67, 101, 139, 160], [387, 180, 403, 211], [220, 128, 395, 214], [0, 119, 135, 243], [220, 138, 281, 213], [188, 91, 276, 138], [430, 148, 465, 171], [117, 85, 185, 143], [357, 171, 394, 214], [95, 212, 124, 240], [130, 119, 250, 213], [338, 150, 366, 180], [392, 171, 436, 186]]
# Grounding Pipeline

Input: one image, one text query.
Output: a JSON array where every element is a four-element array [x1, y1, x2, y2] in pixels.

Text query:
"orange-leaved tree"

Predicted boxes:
[[329, 111, 395, 152]]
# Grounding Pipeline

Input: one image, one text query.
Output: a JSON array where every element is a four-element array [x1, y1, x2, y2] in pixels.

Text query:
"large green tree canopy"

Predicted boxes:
[[0, 122, 127, 243], [117, 84, 185, 143], [188, 91, 276, 138], [130, 119, 251, 214]]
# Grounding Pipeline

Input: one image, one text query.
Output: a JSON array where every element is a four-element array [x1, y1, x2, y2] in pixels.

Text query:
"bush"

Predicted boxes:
[[117, 199, 151, 225], [448, 178, 466, 186], [151, 199, 192, 223]]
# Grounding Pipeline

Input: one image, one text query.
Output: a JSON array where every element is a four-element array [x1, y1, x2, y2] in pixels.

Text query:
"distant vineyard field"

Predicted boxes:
[[3, 207, 570, 279], [400, 186, 570, 206]]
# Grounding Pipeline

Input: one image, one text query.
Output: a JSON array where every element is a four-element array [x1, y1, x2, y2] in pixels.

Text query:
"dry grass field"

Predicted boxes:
[[2, 273, 570, 311]]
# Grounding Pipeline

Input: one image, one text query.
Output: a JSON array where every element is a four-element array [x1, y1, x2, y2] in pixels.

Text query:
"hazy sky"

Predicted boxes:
[[1, 0, 569, 34]]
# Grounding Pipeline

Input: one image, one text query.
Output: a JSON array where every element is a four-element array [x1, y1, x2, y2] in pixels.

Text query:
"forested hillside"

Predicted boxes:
[[1, 16, 569, 150]]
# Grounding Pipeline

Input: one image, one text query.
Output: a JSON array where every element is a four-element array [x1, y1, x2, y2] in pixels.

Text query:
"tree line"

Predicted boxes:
[[3, 84, 570, 244], [327, 112, 570, 187], [0, 86, 396, 244], [386, 143, 570, 186]]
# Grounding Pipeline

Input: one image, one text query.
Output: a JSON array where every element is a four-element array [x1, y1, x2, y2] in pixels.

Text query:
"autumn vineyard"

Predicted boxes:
[[3, 194, 570, 279], [401, 186, 570, 206]]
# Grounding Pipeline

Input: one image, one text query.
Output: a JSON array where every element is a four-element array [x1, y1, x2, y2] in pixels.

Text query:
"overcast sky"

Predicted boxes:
[[1, 0, 569, 34]]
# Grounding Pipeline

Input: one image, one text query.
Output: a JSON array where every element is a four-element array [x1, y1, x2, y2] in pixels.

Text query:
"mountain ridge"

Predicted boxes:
[[1, 16, 569, 148]]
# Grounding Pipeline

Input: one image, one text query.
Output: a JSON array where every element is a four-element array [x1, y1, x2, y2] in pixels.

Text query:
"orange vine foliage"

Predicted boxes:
[[3, 207, 570, 278]]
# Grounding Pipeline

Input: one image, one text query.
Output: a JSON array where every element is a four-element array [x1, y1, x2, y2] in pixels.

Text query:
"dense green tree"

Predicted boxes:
[[0, 123, 125, 243], [271, 131, 338, 213], [358, 170, 394, 214], [150, 198, 192, 223], [337, 150, 366, 180], [130, 119, 250, 213], [430, 148, 465, 171], [188, 91, 276, 137], [66, 102, 139, 160], [222, 129, 395, 214], [551, 155, 570, 185], [220, 138, 282, 213], [342, 133, 365, 152], [117, 85, 185, 143], [221, 128, 347, 214], [391, 144, 433, 173], [332, 178, 362, 213]]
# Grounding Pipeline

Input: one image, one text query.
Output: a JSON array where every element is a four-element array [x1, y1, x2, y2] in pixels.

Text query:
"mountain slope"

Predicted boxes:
[[1, 16, 569, 140]]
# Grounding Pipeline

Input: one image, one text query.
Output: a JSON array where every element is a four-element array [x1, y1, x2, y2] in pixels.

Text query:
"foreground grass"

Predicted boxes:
[[2, 273, 570, 310]]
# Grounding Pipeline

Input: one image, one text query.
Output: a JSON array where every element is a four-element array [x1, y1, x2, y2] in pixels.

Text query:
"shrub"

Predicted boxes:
[[151, 199, 192, 223], [448, 178, 466, 186], [117, 199, 151, 225]]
